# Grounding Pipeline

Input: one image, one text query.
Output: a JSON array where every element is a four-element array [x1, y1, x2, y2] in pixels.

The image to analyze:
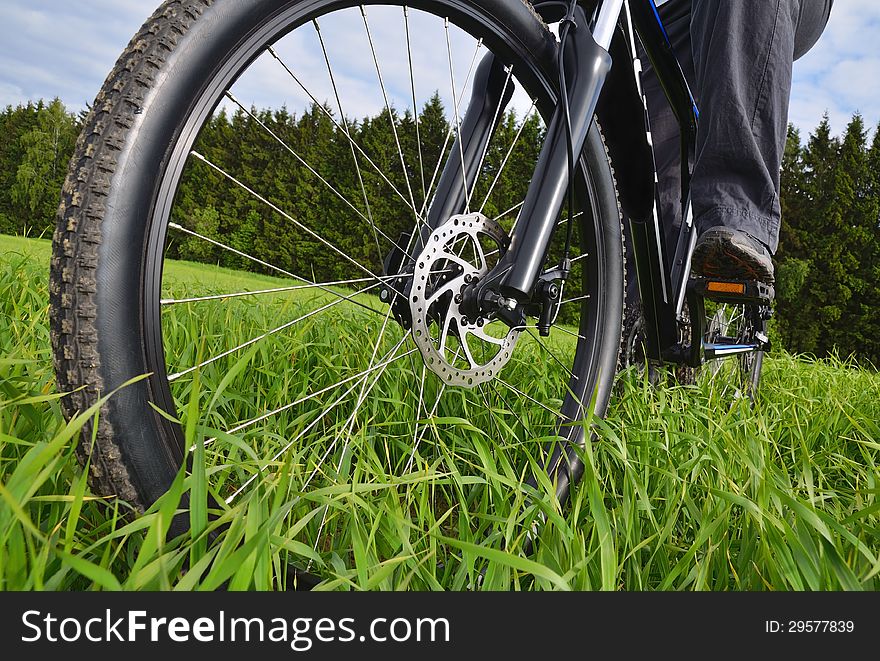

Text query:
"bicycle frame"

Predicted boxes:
[[614, 0, 702, 363], [417, 0, 761, 367]]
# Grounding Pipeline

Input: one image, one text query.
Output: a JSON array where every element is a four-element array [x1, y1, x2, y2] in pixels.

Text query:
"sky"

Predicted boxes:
[[0, 0, 878, 139]]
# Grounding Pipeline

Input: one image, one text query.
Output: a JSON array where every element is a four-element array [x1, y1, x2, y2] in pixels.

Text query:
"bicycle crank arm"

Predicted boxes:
[[494, 4, 612, 301]]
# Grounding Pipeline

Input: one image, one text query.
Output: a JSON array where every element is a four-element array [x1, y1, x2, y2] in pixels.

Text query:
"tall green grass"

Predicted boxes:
[[1, 234, 878, 590]]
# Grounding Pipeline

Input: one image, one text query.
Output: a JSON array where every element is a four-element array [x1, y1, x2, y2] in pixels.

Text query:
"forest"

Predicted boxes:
[[2, 96, 878, 366]]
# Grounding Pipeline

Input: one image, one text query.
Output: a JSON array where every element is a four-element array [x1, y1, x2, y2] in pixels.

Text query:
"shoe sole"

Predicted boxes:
[[691, 228, 774, 283]]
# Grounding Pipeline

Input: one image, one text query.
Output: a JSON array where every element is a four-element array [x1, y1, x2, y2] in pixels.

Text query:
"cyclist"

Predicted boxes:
[[645, 0, 833, 285]]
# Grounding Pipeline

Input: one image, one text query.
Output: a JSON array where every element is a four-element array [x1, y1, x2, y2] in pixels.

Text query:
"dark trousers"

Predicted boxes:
[[645, 0, 832, 255]]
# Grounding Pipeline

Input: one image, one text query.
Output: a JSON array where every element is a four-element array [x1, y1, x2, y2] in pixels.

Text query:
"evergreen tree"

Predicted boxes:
[[3, 96, 878, 366], [856, 123, 880, 366], [417, 92, 452, 210], [778, 125, 807, 260], [775, 125, 811, 348], [835, 116, 873, 358], [178, 205, 220, 263], [781, 114, 837, 355], [810, 115, 864, 355]]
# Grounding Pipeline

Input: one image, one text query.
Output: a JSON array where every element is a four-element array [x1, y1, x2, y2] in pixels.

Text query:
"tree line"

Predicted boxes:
[[1, 97, 877, 366], [777, 114, 880, 367]]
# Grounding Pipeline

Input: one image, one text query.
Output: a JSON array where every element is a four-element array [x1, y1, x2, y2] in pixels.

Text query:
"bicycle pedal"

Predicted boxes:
[[688, 276, 775, 305]]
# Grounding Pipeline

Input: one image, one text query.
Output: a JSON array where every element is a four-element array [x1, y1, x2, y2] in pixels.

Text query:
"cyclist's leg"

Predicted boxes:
[[793, 1, 834, 60], [689, 0, 832, 255]]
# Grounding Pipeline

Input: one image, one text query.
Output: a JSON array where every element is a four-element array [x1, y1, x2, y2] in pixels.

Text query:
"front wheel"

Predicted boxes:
[[50, 0, 623, 579]]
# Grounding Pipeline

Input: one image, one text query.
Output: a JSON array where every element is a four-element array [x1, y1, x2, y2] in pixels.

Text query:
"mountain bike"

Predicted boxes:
[[50, 0, 772, 584]]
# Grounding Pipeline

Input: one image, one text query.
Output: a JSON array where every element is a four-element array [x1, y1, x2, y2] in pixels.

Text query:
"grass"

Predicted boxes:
[[1, 233, 878, 590]]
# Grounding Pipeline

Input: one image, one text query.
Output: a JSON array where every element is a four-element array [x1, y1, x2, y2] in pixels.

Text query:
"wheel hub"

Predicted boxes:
[[410, 213, 519, 387]]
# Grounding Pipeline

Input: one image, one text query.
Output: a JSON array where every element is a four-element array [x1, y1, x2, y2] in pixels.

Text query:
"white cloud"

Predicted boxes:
[[0, 0, 877, 138], [0, 0, 153, 109], [0, 80, 25, 108], [790, 0, 880, 136]]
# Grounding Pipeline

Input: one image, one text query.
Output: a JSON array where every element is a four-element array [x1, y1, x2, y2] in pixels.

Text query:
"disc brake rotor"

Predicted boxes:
[[410, 212, 519, 387]]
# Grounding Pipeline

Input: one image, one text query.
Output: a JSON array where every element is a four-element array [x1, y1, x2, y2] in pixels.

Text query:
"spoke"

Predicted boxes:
[[190, 151, 400, 297], [524, 328, 577, 381], [224, 334, 414, 503], [403, 6, 427, 202], [477, 383, 500, 445], [168, 279, 381, 382], [472, 234, 488, 272], [492, 199, 525, 224], [560, 293, 591, 306], [494, 376, 567, 421], [297, 332, 413, 493], [445, 17, 471, 214], [161, 276, 381, 305], [167, 221, 388, 316], [478, 99, 535, 213], [361, 6, 420, 224], [467, 64, 514, 205], [312, 18, 381, 264], [554, 325, 589, 343], [488, 379, 528, 444], [554, 209, 585, 227], [417, 37, 483, 221], [570, 252, 590, 264], [311, 302, 401, 556], [406, 362, 428, 470], [169, 221, 297, 280], [224, 92, 408, 260], [202, 341, 418, 449], [406, 346, 460, 471], [338, 304, 398, 440], [267, 45, 424, 223], [490, 199, 580, 248]]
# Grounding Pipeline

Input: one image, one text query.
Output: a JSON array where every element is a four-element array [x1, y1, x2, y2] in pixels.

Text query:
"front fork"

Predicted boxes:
[[385, 3, 615, 332], [493, 5, 611, 305], [381, 46, 513, 325]]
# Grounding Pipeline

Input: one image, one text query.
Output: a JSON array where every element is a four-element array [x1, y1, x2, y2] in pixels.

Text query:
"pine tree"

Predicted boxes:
[[811, 115, 865, 356], [0, 102, 40, 232], [835, 116, 873, 358], [857, 123, 880, 365], [178, 205, 220, 263], [780, 114, 837, 355], [417, 92, 452, 209], [775, 125, 811, 348], [778, 125, 807, 261]]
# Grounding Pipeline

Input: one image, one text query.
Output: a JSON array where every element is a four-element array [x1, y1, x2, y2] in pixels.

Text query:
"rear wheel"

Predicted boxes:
[[50, 0, 623, 576], [617, 292, 767, 399], [702, 302, 766, 403]]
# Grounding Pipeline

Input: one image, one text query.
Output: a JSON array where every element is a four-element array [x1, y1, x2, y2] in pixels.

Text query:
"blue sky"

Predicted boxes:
[[0, 0, 877, 138]]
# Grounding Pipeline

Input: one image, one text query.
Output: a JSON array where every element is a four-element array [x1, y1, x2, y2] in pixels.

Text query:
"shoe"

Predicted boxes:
[[691, 226, 774, 283]]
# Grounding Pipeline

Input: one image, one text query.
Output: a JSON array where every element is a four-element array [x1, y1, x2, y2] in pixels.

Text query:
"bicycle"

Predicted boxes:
[[50, 0, 771, 584]]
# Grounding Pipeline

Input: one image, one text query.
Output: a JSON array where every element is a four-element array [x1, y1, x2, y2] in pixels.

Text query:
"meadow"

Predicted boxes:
[[1, 233, 878, 590]]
